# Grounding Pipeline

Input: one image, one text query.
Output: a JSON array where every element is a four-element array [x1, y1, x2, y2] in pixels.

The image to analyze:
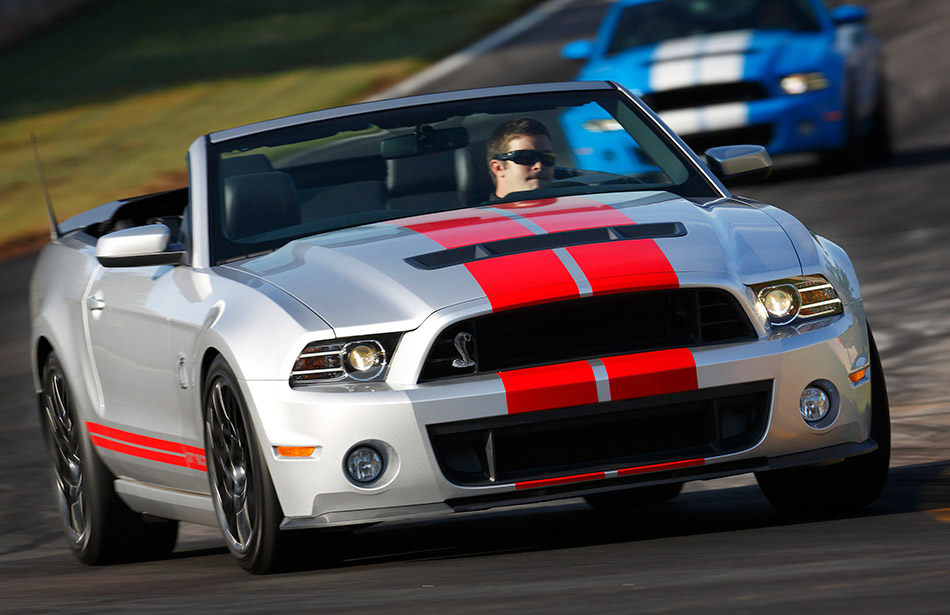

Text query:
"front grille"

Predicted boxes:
[[641, 82, 769, 112], [420, 289, 756, 382], [428, 381, 772, 487]]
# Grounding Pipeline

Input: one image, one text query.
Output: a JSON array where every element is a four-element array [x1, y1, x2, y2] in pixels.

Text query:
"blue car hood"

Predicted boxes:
[[578, 29, 834, 93]]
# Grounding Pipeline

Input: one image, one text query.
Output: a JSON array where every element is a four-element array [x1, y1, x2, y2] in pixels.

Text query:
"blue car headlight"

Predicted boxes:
[[780, 72, 830, 95]]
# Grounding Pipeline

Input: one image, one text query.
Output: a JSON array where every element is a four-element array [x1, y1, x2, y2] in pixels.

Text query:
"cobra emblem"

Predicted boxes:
[[452, 331, 476, 369]]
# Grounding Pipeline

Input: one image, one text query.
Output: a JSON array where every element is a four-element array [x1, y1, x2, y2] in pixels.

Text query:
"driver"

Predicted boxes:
[[486, 118, 556, 200]]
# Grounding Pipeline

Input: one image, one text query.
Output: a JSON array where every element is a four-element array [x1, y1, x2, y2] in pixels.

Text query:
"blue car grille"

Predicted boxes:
[[641, 81, 769, 112]]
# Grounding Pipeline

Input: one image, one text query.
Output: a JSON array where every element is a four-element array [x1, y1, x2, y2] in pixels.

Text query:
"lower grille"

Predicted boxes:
[[427, 381, 772, 487]]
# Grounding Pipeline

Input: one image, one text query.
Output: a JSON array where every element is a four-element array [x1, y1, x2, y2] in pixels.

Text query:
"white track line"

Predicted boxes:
[[367, 0, 578, 101]]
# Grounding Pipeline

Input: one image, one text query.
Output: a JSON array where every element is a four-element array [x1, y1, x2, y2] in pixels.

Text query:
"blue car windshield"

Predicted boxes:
[[606, 0, 822, 55]]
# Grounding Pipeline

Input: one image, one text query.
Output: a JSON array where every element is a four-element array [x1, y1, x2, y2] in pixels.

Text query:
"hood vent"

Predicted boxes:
[[406, 222, 686, 271]]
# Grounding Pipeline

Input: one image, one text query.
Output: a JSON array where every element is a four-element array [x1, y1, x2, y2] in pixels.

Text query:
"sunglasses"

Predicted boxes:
[[493, 149, 557, 167]]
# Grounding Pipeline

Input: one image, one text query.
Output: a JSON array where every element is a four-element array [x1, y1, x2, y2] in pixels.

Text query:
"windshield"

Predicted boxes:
[[208, 88, 719, 264], [606, 0, 822, 55]]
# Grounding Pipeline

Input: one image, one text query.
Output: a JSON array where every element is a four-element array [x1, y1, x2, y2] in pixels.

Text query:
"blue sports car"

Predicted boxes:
[[563, 0, 891, 170]]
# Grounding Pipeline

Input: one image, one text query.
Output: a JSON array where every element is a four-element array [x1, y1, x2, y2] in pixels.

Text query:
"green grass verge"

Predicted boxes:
[[0, 0, 542, 247]]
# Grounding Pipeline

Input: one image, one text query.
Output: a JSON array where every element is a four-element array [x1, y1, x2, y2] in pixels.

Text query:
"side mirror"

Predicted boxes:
[[562, 39, 594, 61], [705, 145, 773, 187], [832, 5, 868, 25], [96, 224, 185, 268]]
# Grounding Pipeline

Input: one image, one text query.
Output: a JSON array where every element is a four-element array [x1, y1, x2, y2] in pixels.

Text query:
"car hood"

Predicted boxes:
[[226, 192, 803, 334], [578, 29, 833, 93]]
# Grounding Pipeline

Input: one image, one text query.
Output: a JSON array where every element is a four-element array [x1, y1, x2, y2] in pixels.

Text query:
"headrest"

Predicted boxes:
[[455, 140, 495, 206], [223, 171, 300, 239], [220, 154, 274, 177]]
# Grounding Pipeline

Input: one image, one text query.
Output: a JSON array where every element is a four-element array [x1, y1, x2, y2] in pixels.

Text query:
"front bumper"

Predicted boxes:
[[243, 302, 871, 528]]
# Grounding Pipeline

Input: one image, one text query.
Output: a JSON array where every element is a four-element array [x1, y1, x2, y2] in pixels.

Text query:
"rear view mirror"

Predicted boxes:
[[705, 145, 773, 187], [381, 126, 469, 159]]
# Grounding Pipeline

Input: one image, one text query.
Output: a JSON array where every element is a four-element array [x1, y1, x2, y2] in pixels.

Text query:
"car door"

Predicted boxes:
[[83, 263, 204, 491]]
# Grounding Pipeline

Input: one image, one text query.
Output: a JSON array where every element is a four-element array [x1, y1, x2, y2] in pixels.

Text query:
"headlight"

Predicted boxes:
[[582, 118, 624, 133], [290, 335, 397, 386], [780, 72, 830, 95], [752, 276, 842, 327]]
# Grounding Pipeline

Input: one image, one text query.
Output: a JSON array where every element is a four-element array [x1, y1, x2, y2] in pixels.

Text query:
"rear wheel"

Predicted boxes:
[[204, 356, 347, 573], [39, 351, 178, 564], [584, 482, 683, 509], [755, 327, 890, 516]]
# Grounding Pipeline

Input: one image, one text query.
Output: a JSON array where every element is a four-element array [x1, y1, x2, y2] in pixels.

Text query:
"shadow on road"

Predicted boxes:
[[156, 461, 950, 571]]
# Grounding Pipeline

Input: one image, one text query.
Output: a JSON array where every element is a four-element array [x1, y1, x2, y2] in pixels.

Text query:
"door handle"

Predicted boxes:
[[87, 296, 106, 311]]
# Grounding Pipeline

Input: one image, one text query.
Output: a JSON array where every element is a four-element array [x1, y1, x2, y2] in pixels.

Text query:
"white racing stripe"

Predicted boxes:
[[649, 31, 753, 136], [650, 31, 752, 90]]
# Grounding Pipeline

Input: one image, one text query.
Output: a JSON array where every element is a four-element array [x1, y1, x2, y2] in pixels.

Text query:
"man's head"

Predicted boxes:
[[486, 118, 556, 198]]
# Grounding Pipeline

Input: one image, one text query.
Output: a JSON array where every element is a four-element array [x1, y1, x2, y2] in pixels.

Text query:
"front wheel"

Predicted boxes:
[[755, 327, 890, 516], [204, 356, 347, 573], [39, 351, 178, 564]]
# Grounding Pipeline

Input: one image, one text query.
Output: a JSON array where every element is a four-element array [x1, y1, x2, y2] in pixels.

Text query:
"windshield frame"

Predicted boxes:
[[204, 82, 726, 265]]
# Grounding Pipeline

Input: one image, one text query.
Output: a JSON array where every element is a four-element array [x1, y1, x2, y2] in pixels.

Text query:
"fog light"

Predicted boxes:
[[345, 445, 384, 484], [799, 379, 839, 427], [800, 386, 830, 422]]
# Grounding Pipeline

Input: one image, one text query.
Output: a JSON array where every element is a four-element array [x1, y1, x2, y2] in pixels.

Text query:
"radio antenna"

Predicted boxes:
[[30, 132, 61, 240]]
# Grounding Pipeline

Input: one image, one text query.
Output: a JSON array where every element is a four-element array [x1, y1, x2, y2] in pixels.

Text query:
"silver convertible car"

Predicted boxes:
[[30, 81, 889, 574]]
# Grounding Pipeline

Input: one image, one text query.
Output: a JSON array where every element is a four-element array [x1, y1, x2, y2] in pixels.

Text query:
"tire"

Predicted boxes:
[[819, 95, 867, 173], [204, 356, 347, 574], [866, 82, 894, 163], [754, 327, 890, 516], [39, 351, 178, 564], [584, 482, 683, 509]]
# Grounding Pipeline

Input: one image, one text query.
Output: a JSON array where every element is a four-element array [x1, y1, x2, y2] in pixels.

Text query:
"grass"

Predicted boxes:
[[0, 0, 542, 249]]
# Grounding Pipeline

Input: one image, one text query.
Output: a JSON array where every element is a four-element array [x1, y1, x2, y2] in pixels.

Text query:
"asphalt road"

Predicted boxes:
[[2, 0, 949, 612]]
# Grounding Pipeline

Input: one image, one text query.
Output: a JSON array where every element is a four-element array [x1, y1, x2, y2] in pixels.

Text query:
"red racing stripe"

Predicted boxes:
[[494, 196, 632, 232], [616, 458, 705, 477], [499, 196, 680, 295], [515, 458, 706, 490], [401, 208, 532, 249], [465, 251, 579, 312], [567, 240, 680, 295], [601, 348, 698, 401], [499, 360, 599, 414], [515, 471, 606, 490], [87, 422, 207, 471]]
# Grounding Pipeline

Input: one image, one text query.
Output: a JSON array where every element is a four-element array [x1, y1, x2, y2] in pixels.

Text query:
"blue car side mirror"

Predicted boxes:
[[832, 5, 868, 25], [562, 39, 594, 61]]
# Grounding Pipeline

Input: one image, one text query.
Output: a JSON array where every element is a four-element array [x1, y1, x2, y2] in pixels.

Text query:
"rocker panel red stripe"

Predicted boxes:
[[515, 458, 706, 490], [87, 422, 207, 471], [499, 360, 599, 414]]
